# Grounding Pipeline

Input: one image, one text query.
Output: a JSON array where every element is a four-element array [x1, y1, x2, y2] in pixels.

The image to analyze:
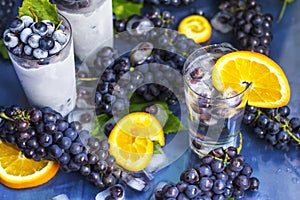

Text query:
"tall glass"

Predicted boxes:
[[53, 0, 113, 61], [7, 15, 76, 117], [183, 43, 250, 157]]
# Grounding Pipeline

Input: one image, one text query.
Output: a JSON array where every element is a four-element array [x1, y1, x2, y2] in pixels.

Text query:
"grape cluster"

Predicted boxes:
[[91, 28, 200, 117], [153, 147, 259, 199], [3, 15, 69, 59], [218, 0, 273, 55], [0, 105, 124, 188], [113, 6, 174, 32], [144, 0, 195, 6], [243, 105, 300, 150]]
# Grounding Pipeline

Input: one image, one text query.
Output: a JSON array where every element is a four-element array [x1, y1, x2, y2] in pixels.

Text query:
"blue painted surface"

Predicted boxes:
[[0, 0, 299, 199]]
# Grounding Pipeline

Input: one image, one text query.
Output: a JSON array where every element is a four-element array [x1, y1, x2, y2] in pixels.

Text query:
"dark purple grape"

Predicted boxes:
[[180, 168, 199, 184], [210, 159, 225, 173], [48, 144, 63, 158], [196, 164, 212, 177], [199, 177, 213, 192], [249, 177, 260, 191], [213, 179, 226, 195], [233, 175, 250, 191], [184, 184, 200, 199], [38, 132, 53, 147], [229, 155, 245, 172]]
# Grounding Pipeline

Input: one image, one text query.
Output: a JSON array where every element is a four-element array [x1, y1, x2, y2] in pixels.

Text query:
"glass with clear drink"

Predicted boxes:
[[183, 43, 250, 157]]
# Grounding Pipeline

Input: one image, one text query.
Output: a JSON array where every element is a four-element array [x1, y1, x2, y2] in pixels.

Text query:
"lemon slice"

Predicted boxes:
[[108, 112, 165, 172], [0, 140, 59, 189], [212, 51, 290, 108]]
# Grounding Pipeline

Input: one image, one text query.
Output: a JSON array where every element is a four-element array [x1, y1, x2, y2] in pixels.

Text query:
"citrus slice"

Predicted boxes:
[[0, 140, 59, 189], [178, 15, 212, 43], [108, 112, 165, 172], [212, 51, 290, 108]]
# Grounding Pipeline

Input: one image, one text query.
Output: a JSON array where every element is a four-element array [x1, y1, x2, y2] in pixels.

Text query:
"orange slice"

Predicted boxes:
[[108, 112, 165, 172], [0, 140, 59, 189], [178, 15, 212, 43], [212, 51, 290, 108]]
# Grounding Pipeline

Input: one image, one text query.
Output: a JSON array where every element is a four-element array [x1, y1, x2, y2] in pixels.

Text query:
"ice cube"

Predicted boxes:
[[67, 109, 95, 131], [95, 184, 125, 200], [222, 88, 243, 107], [145, 146, 168, 173], [50, 194, 69, 200], [121, 171, 150, 192]]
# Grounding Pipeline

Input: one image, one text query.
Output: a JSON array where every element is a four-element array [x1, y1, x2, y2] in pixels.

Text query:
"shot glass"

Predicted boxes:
[[7, 15, 76, 117], [183, 43, 250, 157], [52, 0, 113, 61]]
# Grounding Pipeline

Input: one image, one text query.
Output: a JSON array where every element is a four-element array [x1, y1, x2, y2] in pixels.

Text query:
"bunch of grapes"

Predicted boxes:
[[153, 146, 259, 199], [86, 27, 200, 117], [113, 6, 175, 32], [243, 105, 300, 151], [0, 105, 137, 189], [0, 0, 15, 37], [144, 0, 195, 6], [218, 0, 273, 56]]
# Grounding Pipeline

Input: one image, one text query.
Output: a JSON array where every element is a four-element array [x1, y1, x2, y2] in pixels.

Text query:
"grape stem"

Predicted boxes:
[[277, 0, 294, 23], [279, 118, 300, 144], [254, 109, 300, 144], [29, 7, 38, 22], [0, 112, 13, 121], [77, 77, 99, 81], [237, 132, 243, 154]]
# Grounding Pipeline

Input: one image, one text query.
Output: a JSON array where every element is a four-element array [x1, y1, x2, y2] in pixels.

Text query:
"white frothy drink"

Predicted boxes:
[[54, 0, 113, 61], [8, 16, 77, 117]]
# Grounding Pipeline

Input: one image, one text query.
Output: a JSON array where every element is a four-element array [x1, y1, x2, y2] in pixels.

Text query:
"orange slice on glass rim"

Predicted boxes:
[[0, 140, 59, 189], [178, 15, 212, 43], [212, 51, 290, 108], [108, 112, 165, 172]]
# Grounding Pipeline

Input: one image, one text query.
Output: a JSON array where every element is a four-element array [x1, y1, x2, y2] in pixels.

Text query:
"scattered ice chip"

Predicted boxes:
[[95, 184, 125, 200], [121, 171, 149, 192], [50, 194, 70, 200], [145, 146, 168, 173]]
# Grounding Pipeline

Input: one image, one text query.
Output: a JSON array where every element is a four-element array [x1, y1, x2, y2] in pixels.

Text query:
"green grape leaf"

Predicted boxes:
[[91, 113, 111, 138], [129, 101, 187, 134], [225, 198, 234, 200], [163, 112, 187, 134], [153, 141, 163, 154], [91, 100, 187, 143], [18, 0, 59, 25], [113, 0, 143, 19], [0, 39, 9, 60]]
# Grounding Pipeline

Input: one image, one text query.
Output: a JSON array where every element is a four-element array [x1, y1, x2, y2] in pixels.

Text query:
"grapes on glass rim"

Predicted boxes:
[[3, 15, 69, 59], [0, 105, 149, 191], [243, 105, 300, 150], [144, 0, 195, 6], [151, 146, 259, 200], [113, 6, 175, 33]]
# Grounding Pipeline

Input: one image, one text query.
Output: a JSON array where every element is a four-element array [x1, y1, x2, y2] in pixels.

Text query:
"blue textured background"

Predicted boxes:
[[0, 0, 299, 199]]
